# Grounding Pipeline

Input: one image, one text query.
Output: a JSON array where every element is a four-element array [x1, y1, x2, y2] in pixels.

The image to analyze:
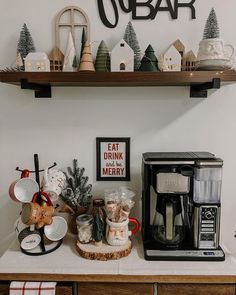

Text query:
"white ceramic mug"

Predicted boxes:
[[197, 38, 234, 61], [42, 168, 66, 202], [44, 216, 68, 241], [14, 217, 28, 236], [14, 217, 41, 250], [106, 217, 140, 246], [18, 227, 41, 250]]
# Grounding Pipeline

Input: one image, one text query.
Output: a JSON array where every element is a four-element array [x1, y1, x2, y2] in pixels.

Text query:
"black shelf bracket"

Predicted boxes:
[[21, 79, 52, 98], [190, 78, 221, 98]]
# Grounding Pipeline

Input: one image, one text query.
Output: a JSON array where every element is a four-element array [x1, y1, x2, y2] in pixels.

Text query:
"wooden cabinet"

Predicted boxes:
[[0, 284, 9, 295], [157, 284, 235, 295], [78, 283, 154, 295], [56, 284, 73, 295]]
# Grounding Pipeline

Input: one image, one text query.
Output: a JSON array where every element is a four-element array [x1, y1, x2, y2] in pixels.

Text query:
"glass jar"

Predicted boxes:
[[76, 214, 93, 244]]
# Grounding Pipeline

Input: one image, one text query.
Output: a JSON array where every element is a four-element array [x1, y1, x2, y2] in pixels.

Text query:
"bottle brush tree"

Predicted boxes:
[[124, 21, 141, 71], [17, 23, 36, 59], [92, 215, 104, 245], [203, 8, 220, 39]]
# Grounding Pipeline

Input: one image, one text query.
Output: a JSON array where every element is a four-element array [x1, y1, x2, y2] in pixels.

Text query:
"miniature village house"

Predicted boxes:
[[182, 50, 197, 71], [158, 45, 181, 72], [111, 39, 134, 72], [173, 39, 185, 57], [48, 47, 64, 72], [25, 52, 50, 72], [173, 39, 197, 71]]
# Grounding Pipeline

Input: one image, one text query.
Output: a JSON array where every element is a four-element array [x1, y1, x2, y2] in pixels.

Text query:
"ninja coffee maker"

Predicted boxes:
[[142, 152, 225, 261]]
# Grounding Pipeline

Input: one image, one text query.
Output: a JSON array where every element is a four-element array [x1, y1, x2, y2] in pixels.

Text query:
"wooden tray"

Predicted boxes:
[[76, 240, 132, 261]]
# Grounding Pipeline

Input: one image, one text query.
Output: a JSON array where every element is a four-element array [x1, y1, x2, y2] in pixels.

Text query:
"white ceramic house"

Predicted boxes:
[[111, 39, 134, 72], [159, 45, 181, 72], [25, 52, 50, 72]]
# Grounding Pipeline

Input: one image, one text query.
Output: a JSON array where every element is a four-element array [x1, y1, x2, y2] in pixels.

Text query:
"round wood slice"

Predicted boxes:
[[76, 239, 132, 261]]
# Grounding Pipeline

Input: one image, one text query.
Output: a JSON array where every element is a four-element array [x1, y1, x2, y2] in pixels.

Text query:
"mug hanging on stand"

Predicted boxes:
[[9, 169, 39, 203], [21, 192, 54, 229], [14, 217, 41, 250], [42, 168, 66, 202]]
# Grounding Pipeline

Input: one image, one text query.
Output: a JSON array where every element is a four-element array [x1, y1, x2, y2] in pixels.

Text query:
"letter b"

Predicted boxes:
[[132, 0, 154, 19]]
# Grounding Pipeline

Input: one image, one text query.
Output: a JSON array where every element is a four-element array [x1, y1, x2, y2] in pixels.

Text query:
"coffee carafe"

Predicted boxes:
[[153, 195, 184, 248]]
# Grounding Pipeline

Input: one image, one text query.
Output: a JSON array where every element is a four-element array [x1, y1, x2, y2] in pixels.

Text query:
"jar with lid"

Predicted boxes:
[[76, 214, 93, 244], [91, 199, 106, 246]]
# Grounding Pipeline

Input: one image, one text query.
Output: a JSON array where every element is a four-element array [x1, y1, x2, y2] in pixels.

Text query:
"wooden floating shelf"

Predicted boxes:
[[0, 71, 236, 97]]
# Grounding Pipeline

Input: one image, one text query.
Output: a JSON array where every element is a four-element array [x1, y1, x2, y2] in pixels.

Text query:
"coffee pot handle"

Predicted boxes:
[[128, 217, 140, 235], [166, 203, 173, 241], [225, 44, 234, 61]]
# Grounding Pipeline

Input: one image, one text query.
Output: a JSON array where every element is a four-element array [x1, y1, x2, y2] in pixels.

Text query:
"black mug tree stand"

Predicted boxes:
[[16, 154, 62, 256]]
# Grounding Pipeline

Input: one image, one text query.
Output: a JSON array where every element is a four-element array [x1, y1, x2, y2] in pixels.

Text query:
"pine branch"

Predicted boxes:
[[59, 159, 92, 211]]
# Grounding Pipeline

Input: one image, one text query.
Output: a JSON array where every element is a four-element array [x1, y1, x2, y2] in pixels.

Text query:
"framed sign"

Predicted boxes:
[[96, 137, 130, 181]]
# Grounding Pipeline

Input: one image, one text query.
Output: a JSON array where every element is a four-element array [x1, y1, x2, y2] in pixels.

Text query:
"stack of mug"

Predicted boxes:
[[10, 168, 68, 252]]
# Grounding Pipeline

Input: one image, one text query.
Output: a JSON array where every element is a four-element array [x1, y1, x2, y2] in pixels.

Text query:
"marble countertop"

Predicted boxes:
[[0, 233, 236, 277]]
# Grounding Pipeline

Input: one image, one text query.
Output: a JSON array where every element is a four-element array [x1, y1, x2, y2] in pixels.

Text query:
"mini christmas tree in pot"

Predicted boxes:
[[60, 159, 92, 234]]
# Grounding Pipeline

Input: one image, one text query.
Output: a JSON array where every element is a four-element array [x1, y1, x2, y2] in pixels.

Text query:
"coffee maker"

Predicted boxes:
[[142, 152, 224, 261]]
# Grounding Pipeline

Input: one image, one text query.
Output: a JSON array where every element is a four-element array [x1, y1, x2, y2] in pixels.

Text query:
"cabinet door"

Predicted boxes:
[[78, 283, 153, 295], [56, 284, 73, 295], [158, 284, 235, 295], [0, 284, 9, 295]]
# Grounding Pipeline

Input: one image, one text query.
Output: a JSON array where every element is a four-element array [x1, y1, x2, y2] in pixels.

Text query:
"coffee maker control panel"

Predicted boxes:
[[197, 206, 220, 249]]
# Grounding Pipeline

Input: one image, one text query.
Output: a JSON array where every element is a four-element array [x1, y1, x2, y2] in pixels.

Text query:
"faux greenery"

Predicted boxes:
[[60, 159, 92, 213]]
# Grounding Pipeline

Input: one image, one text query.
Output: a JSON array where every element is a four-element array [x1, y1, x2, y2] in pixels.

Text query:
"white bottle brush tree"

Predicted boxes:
[[203, 8, 220, 39], [60, 159, 92, 215]]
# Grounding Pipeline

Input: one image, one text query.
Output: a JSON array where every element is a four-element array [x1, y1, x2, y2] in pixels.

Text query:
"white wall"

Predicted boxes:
[[1, 0, 236, 256]]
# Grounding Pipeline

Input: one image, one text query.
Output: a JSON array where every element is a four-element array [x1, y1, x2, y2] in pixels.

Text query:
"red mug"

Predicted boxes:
[[9, 169, 39, 203]]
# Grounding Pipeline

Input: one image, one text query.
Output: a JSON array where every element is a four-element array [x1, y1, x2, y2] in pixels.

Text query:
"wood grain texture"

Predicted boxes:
[[0, 284, 9, 295], [0, 71, 236, 87], [76, 240, 132, 261], [158, 284, 235, 295], [78, 283, 153, 295], [56, 285, 73, 295], [0, 274, 236, 284]]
